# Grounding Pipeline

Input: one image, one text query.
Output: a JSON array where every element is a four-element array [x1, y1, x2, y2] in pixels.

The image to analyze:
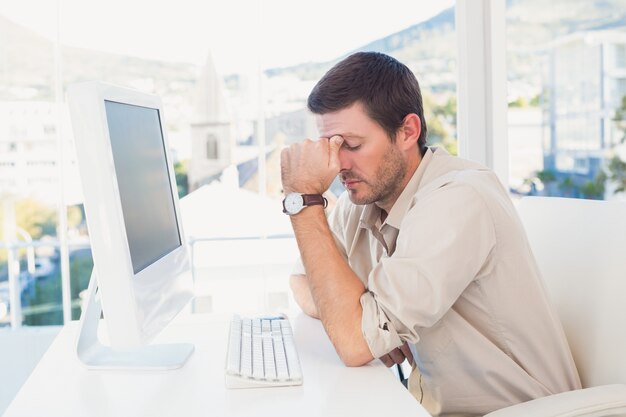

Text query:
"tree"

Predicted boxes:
[[508, 97, 528, 108], [529, 92, 543, 107], [607, 155, 626, 194], [536, 169, 556, 184], [613, 95, 626, 144], [558, 176, 576, 197], [14, 199, 57, 238], [432, 95, 457, 126], [607, 95, 626, 195], [67, 204, 85, 231], [580, 171, 606, 200], [423, 93, 457, 155], [0, 198, 57, 264], [174, 161, 189, 198]]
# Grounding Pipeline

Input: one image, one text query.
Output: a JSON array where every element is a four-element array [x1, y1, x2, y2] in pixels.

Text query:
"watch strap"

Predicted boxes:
[[301, 194, 328, 208]]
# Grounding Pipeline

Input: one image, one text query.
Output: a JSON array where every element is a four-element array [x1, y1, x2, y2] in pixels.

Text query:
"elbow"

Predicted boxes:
[[336, 344, 373, 367], [324, 307, 373, 367], [341, 355, 371, 367], [288, 274, 301, 294]]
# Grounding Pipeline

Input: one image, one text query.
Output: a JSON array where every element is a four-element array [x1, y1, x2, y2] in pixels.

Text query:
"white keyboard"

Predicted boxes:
[[225, 315, 303, 389]]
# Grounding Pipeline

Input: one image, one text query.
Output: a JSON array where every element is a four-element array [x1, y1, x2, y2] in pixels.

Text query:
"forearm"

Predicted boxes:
[[280, 135, 372, 365], [289, 274, 320, 319], [290, 206, 373, 366]]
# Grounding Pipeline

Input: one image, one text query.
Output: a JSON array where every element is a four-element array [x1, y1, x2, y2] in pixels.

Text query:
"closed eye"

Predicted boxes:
[[342, 143, 361, 151]]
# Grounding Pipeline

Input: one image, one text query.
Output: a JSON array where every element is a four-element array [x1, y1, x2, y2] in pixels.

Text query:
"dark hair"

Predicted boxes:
[[308, 52, 427, 152]]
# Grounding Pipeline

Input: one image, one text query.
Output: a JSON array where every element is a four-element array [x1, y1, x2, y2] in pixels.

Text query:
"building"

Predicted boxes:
[[507, 107, 545, 192], [188, 54, 236, 191], [544, 30, 626, 195], [0, 102, 64, 204], [188, 57, 320, 193]]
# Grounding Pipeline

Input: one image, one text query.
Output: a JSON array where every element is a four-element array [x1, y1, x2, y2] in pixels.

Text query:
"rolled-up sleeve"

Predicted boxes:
[[360, 182, 497, 357], [360, 291, 404, 357]]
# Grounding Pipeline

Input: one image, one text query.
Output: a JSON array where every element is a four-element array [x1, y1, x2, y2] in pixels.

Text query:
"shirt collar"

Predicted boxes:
[[359, 147, 437, 230]]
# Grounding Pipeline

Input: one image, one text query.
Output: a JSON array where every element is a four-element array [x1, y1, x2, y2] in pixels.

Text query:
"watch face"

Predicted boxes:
[[284, 193, 304, 214]]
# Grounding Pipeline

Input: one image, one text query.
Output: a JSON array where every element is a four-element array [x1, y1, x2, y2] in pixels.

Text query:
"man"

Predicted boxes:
[[280, 52, 581, 416]]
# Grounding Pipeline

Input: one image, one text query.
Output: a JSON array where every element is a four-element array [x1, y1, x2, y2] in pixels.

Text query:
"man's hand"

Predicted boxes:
[[378, 342, 414, 368], [281, 135, 344, 194]]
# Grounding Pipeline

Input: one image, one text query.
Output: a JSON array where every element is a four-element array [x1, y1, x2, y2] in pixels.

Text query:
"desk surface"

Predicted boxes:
[[4, 312, 430, 417]]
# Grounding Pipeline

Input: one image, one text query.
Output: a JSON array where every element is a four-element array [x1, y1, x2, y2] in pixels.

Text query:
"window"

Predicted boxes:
[[206, 134, 219, 160], [615, 44, 626, 69], [612, 78, 626, 107], [43, 124, 56, 135], [1, 0, 456, 325], [506, 1, 626, 200]]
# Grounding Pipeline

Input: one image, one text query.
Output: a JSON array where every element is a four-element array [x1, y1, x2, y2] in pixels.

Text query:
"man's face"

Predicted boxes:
[[316, 102, 407, 209]]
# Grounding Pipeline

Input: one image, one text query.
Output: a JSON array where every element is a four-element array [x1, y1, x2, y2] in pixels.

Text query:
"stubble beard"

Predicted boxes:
[[343, 145, 407, 207]]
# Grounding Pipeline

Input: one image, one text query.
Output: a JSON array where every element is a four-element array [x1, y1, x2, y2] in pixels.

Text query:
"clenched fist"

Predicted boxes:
[[280, 135, 344, 195]]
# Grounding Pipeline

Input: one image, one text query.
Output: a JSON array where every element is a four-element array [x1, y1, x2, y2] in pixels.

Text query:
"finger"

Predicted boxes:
[[280, 147, 292, 187], [399, 343, 414, 366], [388, 348, 406, 365], [280, 145, 297, 167], [379, 354, 394, 368], [328, 135, 344, 170]]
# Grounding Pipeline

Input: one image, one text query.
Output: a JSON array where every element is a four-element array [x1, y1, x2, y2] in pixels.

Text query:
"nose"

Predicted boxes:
[[338, 147, 352, 171]]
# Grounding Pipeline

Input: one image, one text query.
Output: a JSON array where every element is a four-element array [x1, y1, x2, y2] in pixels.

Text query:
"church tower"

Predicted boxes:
[[188, 52, 235, 191]]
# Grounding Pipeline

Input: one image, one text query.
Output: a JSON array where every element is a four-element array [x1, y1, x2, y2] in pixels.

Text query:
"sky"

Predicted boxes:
[[0, 0, 454, 73]]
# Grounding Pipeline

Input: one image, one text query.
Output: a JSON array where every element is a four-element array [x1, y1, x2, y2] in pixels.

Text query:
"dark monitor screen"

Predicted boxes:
[[104, 100, 181, 274]]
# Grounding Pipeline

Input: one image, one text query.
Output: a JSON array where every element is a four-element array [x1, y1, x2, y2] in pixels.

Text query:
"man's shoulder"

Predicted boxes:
[[407, 150, 509, 217], [428, 148, 489, 174], [421, 148, 500, 193]]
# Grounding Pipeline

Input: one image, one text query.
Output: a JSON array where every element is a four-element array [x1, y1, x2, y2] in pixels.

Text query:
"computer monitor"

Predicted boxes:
[[67, 81, 194, 369]]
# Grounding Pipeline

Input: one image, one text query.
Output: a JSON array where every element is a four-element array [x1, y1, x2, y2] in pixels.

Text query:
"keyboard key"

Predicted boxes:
[[226, 318, 242, 374], [252, 334, 263, 378]]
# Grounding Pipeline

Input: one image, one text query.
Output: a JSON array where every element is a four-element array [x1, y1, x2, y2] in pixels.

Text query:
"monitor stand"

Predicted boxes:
[[76, 269, 194, 370]]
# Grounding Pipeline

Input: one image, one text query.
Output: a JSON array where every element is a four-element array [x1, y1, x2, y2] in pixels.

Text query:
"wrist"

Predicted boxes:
[[282, 192, 327, 216], [282, 186, 325, 196]]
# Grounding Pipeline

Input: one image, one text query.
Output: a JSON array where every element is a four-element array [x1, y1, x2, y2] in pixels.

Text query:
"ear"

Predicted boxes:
[[396, 113, 421, 151]]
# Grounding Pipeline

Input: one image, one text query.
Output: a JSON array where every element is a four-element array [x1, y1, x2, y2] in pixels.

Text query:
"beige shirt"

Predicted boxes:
[[293, 148, 581, 416]]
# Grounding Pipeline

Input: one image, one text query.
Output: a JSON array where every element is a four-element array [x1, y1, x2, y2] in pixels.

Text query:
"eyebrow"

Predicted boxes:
[[337, 133, 365, 140]]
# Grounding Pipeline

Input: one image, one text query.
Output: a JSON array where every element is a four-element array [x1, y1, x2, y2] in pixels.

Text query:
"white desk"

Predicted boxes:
[[4, 312, 430, 417]]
